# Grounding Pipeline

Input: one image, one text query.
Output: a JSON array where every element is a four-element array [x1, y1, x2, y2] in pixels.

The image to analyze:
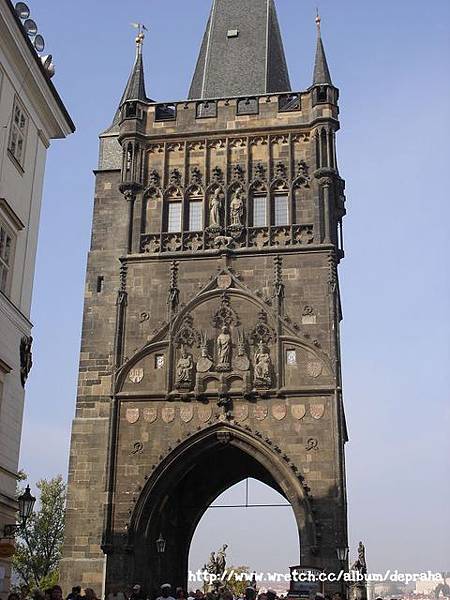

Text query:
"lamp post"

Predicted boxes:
[[336, 546, 349, 600], [156, 533, 166, 589], [3, 485, 36, 538]]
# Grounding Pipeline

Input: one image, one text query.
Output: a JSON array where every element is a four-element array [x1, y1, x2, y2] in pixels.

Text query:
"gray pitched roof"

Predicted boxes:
[[120, 50, 147, 105], [107, 46, 149, 131], [313, 32, 332, 86], [189, 0, 291, 99]]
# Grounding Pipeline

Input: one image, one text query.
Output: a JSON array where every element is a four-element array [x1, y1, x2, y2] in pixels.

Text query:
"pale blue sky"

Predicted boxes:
[[18, 0, 450, 576]]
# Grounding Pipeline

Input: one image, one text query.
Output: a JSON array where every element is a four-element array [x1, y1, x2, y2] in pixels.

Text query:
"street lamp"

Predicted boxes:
[[336, 546, 349, 600], [156, 533, 166, 590], [3, 485, 36, 538], [156, 533, 166, 554]]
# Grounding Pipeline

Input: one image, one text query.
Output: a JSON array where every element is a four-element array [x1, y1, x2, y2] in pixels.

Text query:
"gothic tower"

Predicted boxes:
[[61, 3, 348, 594]]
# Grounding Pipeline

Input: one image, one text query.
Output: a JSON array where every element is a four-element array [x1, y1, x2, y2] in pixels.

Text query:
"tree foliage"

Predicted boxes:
[[12, 476, 66, 590]]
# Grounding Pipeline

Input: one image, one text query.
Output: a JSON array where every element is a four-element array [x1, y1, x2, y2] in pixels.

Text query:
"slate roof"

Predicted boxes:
[[313, 32, 332, 86], [189, 0, 291, 99]]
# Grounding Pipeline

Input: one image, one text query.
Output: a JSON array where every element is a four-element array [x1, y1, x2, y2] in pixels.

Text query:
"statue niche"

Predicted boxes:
[[216, 326, 232, 372], [228, 185, 246, 240], [175, 344, 194, 390], [207, 187, 224, 231], [253, 340, 273, 388]]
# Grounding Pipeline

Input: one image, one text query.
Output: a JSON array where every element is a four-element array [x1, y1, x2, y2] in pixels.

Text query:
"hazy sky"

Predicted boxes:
[[18, 0, 450, 577]]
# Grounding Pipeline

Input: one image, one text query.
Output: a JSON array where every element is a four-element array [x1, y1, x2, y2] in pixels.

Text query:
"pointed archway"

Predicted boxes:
[[122, 422, 317, 595]]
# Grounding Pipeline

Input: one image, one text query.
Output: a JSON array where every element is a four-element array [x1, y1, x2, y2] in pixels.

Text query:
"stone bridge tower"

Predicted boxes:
[[61, 2, 348, 595]]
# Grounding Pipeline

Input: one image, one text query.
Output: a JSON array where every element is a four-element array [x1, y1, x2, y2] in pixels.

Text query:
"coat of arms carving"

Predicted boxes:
[[129, 368, 144, 384], [162, 406, 176, 423], [125, 408, 140, 424], [310, 404, 325, 420], [180, 405, 194, 423], [272, 402, 287, 421], [254, 405, 268, 421], [143, 407, 157, 423], [291, 404, 306, 420]]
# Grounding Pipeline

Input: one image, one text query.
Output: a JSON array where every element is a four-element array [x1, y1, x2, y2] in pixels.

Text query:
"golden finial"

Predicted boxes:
[[315, 9, 321, 33], [131, 22, 147, 55]]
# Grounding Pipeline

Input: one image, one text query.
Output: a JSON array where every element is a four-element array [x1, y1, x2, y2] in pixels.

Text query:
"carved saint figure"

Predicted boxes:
[[175, 345, 194, 386], [20, 335, 33, 387], [216, 544, 228, 575], [209, 188, 223, 227], [197, 332, 213, 373], [254, 340, 272, 386], [216, 326, 231, 371], [230, 187, 244, 226], [351, 541, 367, 575]]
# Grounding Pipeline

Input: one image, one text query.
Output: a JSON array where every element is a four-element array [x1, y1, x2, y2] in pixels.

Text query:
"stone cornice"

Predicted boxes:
[[0, 0, 74, 138]]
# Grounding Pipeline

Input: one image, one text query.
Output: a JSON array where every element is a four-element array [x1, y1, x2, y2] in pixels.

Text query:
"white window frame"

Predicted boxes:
[[8, 97, 29, 168], [273, 194, 289, 226], [167, 201, 182, 233], [0, 219, 16, 297], [253, 195, 267, 227], [188, 199, 203, 231]]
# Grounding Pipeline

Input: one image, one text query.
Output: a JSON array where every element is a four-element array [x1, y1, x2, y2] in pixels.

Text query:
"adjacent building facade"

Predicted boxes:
[[62, 0, 348, 594], [0, 0, 74, 593]]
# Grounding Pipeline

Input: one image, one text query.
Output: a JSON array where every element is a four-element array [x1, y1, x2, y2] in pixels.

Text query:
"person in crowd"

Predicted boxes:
[[266, 589, 277, 600], [84, 589, 99, 600], [245, 587, 257, 600], [257, 593, 267, 600], [51, 586, 63, 600], [7, 593, 19, 600], [194, 591, 204, 600], [32, 591, 45, 600], [175, 588, 186, 600], [67, 587, 82, 600], [106, 585, 128, 600], [130, 585, 145, 600], [44, 588, 53, 600], [156, 584, 176, 600]]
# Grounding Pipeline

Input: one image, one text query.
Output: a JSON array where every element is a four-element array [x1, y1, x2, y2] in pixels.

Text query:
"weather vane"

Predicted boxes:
[[131, 22, 148, 52]]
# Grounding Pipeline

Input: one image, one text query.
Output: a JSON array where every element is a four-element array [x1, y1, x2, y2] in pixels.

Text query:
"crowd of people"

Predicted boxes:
[[6, 583, 342, 600]]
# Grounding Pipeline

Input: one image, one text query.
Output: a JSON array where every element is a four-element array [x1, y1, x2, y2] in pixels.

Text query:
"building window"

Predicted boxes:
[[8, 99, 28, 167], [274, 195, 289, 226], [286, 350, 297, 366], [155, 354, 165, 369], [167, 202, 182, 232], [0, 222, 15, 296], [189, 200, 203, 231], [253, 196, 267, 227]]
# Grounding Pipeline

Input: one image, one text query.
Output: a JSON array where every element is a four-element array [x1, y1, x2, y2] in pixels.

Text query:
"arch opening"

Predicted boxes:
[[189, 478, 300, 583], [121, 425, 314, 596]]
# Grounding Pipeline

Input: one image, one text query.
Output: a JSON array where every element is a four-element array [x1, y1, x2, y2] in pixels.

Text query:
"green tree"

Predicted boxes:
[[12, 476, 66, 590], [225, 565, 252, 597]]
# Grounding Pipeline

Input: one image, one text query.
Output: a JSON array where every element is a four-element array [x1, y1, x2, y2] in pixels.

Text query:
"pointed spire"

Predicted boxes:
[[189, 0, 291, 99], [120, 28, 148, 105], [108, 27, 149, 129], [313, 10, 333, 86]]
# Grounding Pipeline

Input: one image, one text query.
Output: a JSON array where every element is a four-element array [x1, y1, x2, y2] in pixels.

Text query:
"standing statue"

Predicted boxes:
[[197, 332, 213, 373], [209, 188, 223, 227], [253, 340, 272, 387], [216, 326, 231, 371], [216, 544, 228, 575], [351, 541, 367, 575], [175, 345, 194, 387], [230, 187, 244, 226], [203, 545, 228, 591], [20, 335, 33, 387]]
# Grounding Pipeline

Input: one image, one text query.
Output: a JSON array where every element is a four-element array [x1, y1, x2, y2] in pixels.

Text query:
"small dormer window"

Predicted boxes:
[[125, 102, 138, 118], [317, 86, 327, 103]]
